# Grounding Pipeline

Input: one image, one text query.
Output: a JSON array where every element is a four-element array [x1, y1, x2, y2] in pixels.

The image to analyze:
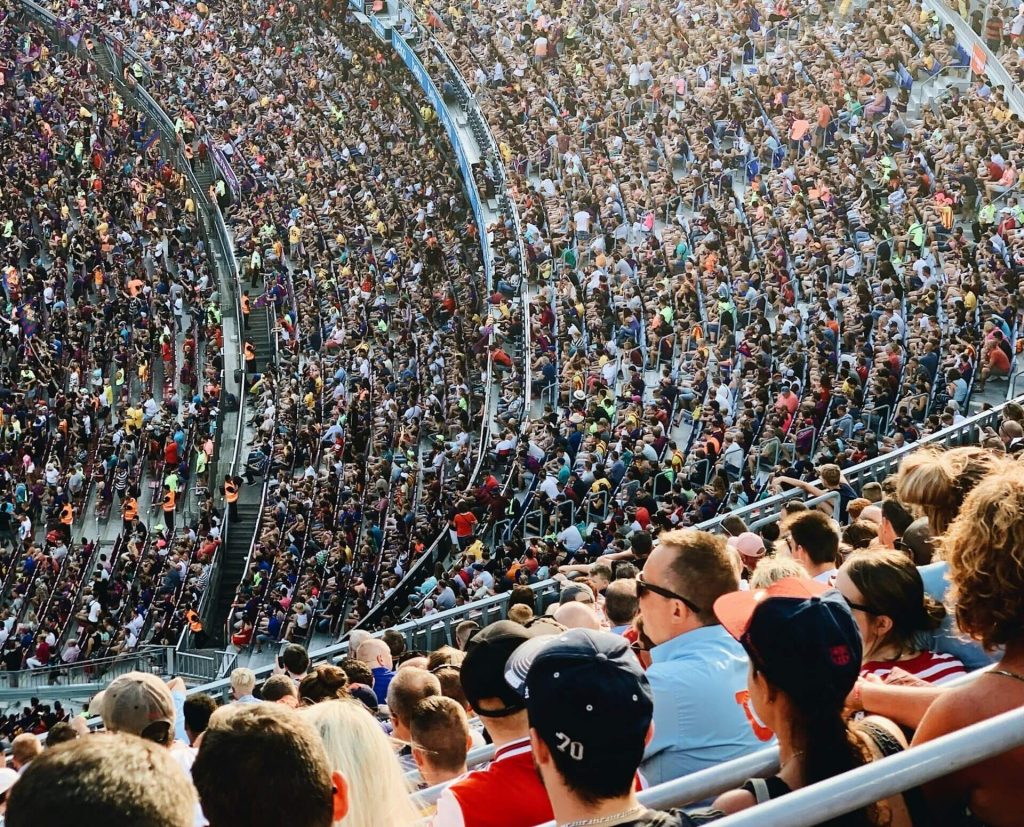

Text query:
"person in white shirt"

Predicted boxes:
[[784, 510, 840, 584], [557, 524, 585, 554]]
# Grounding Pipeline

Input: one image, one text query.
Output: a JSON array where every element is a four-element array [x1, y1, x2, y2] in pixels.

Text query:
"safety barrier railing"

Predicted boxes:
[[923, 0, 1024, 116], [682, 705, 1024, 826], [189, 577, 560, 702], [0, 646, 169, 693], [696, 396, 1016, 535]]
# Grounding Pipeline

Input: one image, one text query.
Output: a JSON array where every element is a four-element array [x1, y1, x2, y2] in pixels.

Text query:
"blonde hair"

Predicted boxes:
[[941, 461, 1024, 650], [749, 556, 807, 589], [302, 700, 420, 827], [897, 446, 1000, 536]]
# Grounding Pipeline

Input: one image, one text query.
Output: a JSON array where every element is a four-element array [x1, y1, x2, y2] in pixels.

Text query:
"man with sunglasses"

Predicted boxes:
[[637, 530, 771, 786]]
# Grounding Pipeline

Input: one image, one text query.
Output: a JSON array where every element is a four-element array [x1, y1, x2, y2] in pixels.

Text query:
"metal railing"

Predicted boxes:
[[696, 396, 1014, 535], [693, 706, 1024, 826], [190, 577, 561, 701], [0, 647, 169, 693]]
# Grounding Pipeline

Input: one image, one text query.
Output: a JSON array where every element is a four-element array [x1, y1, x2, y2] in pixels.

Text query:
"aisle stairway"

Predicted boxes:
[[208, 501, 261, 645]]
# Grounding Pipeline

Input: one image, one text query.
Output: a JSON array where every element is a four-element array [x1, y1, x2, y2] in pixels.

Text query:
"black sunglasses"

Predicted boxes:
[[636, 572, 702, 615], [841, 594, 880, 616]]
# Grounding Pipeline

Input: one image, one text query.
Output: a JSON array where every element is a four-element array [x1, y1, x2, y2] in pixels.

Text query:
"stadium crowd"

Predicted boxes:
[[0, 439, 1022, 827], [0, 0, 223, 674], [16, 0, 1024, 659], [0, 0, 1023, 820], [393, 0, 1024, 621]]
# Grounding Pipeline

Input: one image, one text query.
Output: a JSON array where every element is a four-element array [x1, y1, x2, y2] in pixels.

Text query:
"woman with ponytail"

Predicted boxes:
[[709, 578, 912, 825], [836, 548, 966, 684]]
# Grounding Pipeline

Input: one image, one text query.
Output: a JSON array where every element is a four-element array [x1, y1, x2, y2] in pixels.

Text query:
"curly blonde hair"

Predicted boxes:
[[941, 460, 1024, 650], [897, 446, 1002, 536]]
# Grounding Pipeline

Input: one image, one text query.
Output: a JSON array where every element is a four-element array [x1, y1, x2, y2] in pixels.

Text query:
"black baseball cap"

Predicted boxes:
[[460, 621, 549, 717], [713, 577, 862, 705], [504, 629, 653, 770]]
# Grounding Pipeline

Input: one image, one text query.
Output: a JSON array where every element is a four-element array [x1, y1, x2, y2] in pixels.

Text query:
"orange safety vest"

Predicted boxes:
[[225, 481, 239, 503], [123, 498, 139, 521], [162, 491, 176, 512], [241, 294, 251, 315], [185, 609, 203, 633], [244, 342, 256, 363], [60, 504, 73, 525]]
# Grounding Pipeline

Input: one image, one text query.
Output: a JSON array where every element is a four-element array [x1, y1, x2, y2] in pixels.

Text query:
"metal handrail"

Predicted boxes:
[[696, 396, 1016, 535], [704, 706, 1024, 827]]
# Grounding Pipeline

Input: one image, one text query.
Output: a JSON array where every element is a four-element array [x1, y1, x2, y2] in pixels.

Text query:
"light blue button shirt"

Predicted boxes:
[[919, 561, 998, 671], [641, 624, 772, 786]]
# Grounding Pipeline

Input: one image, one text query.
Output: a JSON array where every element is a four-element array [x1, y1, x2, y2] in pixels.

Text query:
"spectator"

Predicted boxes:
[[637, 529, 766, 784], [304, 701, 420, 827], [605, 579, 640, 634], [912, 462, 1024, 824], [230, 667, 260, 704], [878, 499, 916, 554], [100, 672, 194, 775], [410, 696, 473, 787], [43, 721, 78, 747], [357, 639, 396, 706], [711, 578, 912, 823], [553, 601, 602, 630], [781, 510, 840, 584], [434, 621, 554, 827], [276, 643, 311, 683], [505, 628, 723, 827], [192, 704, 348, 827], [749, 556, 814, 589], [387, 668, 442, 745], [10, 733, 42, 774], [299, 664, 351, 705], [837, 549, 966, 684], [6, 734, 196, 827], [261, 674, 300, 708], [507, 604, 535, 625], [897, 447, 1002, 536], [182, 694, 218, 745], [726, 533, 767, 578]]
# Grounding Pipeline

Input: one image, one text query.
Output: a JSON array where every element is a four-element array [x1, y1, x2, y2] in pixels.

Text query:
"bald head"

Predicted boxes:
[[552, 601, 601, 630], [356, 638, 393, 671]]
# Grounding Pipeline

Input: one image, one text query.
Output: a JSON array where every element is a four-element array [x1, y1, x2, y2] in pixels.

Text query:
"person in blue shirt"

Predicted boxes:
[[638, 529, 771, 785]]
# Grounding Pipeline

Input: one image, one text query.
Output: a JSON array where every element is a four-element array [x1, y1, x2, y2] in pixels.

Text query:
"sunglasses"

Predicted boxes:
[[636, 572, 702, 615], [841, 593, 880, 616]]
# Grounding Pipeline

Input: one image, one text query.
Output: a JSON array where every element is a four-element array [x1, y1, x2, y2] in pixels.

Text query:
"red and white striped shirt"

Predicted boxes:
[[861, 650, 967, 685]]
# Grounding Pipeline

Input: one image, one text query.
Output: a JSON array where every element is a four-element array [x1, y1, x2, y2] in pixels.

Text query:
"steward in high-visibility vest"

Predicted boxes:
[[224, 475, 239, 521], [122, 496, 139, 532], [59, 502, 73, 542], [161, 486, 177, 533]]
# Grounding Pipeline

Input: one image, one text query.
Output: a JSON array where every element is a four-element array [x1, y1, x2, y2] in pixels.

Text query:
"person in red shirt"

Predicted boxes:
[[452, 506, 477, 550], [433, 622, 553, 827], [977, 331, 1012, 390], [503, 628, 720, 827], [835, 548, 966, 685]]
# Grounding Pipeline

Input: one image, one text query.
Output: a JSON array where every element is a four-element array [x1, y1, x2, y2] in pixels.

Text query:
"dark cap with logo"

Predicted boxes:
[[714, 577, 862, 704], [504, 629, 653, 770]]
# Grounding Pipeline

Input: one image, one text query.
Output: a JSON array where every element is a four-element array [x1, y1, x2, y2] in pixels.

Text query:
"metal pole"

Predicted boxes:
[[710, 706, 1024, 827]]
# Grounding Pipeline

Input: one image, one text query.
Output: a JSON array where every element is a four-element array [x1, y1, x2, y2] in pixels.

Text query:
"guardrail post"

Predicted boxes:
[[166, 646, 175, 677]]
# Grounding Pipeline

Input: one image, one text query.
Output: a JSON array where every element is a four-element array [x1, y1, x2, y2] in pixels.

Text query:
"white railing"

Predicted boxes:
[[701, 706, 1024, 826]]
